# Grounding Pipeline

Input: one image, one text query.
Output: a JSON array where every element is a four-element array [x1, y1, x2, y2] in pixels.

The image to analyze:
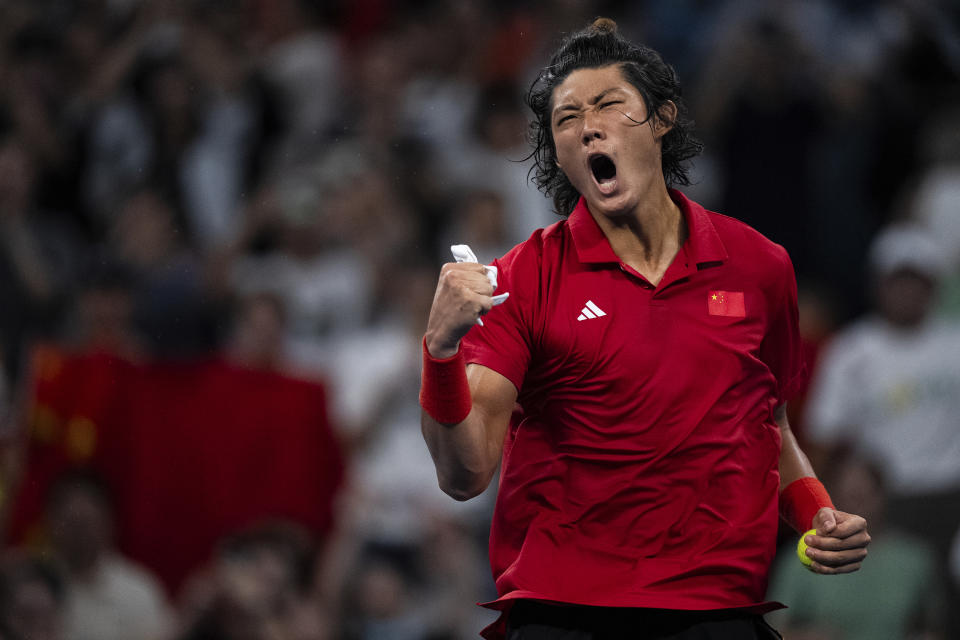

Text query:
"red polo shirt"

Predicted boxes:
[[460, 190, 804, 636]]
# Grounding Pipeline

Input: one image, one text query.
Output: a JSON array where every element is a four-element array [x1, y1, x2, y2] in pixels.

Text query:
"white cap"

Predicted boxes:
[[868, 224, 951, 279]]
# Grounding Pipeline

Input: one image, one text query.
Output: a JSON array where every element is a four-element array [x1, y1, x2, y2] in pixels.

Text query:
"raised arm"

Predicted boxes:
[[421, 362, 516, 500], [420, 261, 517, 501]]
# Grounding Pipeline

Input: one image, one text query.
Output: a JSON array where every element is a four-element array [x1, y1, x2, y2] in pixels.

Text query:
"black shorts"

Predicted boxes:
[[505, 600, 782, 640]]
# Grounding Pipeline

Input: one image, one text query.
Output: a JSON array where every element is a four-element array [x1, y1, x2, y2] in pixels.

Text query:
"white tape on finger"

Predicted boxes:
[[450, 244, 510, 325], [452, 244, 498, 288]]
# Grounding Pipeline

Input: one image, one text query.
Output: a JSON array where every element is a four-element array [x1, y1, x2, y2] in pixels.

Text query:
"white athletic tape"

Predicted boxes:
[[450, 244, 510, 325]]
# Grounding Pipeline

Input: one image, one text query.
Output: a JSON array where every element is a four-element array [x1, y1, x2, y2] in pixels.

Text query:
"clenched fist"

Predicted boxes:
[[425, 262, 498, 358], [801, 508, 871, 574]]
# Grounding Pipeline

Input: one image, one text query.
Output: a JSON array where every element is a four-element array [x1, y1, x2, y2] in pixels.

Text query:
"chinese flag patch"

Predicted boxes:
[[707, 291, 746, 317]]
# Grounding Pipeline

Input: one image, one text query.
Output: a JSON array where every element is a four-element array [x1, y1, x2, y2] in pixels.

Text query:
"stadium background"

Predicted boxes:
[[0, 0, 957, 638]]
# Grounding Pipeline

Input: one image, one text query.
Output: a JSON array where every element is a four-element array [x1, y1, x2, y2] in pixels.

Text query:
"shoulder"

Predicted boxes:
[[103, 555, 168, 601], [832, 316, 886, 348], [708, 210, 793, 272], [494, 219, 568, 273], [928, 319, 960, 342], [702, 209, 795, 303]]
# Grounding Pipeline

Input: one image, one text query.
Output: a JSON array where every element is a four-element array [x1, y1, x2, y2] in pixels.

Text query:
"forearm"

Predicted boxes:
[[420, 351, 514, 501], [775, 404, 839, 534], [421, 406, 501, 501], [776, 404, 817, 490], [420, 257, 514, 500]]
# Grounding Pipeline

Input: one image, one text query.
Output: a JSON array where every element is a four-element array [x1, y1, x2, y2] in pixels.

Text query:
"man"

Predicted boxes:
[[45, 470, 172, 640], [420, 18, 869, 640]]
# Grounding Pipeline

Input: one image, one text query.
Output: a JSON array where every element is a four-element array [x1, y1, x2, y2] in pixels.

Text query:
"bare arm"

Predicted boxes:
[[775, 403, 816, 489], [421, 362, 516, 500], [776, 404, 871, 574], [420, 260, 517, 501]]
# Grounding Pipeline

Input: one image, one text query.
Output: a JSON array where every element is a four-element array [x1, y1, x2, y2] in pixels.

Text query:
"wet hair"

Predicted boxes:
[[526, 17, 703, 216]]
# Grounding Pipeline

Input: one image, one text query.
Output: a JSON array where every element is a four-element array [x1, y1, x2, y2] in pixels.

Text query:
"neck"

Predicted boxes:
[[589, 182, 686, 286]]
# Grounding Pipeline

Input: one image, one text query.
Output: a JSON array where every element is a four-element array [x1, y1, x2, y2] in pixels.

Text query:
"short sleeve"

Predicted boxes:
[[459, 242, 537, 393], [758, 247, 806, 406]]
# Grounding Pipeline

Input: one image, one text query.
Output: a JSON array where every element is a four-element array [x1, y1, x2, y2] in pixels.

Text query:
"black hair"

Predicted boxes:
[[46, 467, 114, 513], [526, 17, 703, 216], [218, 520, 316, 594]]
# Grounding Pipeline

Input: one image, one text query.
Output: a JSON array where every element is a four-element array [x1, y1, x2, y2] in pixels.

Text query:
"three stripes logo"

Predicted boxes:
[[577, 300, 607, 321]]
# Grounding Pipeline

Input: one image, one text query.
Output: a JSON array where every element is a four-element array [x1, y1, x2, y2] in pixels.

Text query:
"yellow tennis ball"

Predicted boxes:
[[796, 528, 817, 568]]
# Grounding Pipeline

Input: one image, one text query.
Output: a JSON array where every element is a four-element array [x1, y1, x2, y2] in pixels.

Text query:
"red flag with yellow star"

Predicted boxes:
[[707, 291, 746, 317]]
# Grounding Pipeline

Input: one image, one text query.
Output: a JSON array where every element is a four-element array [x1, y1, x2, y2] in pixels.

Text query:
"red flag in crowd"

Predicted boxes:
[[7, 350, 344, 596]]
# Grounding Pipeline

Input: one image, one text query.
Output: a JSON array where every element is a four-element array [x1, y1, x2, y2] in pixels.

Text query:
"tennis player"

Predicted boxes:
[[420, 18, 869, 640]]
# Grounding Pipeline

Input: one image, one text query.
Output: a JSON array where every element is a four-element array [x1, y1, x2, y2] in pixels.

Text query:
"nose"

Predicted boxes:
[[581, 111, 605, 145]]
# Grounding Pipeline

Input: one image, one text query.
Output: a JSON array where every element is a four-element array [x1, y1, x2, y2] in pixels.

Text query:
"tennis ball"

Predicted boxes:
[[796, 528, 817, 568]]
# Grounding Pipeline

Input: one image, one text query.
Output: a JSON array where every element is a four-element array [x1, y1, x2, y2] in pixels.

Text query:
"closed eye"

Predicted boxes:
[[599, 101, 622, 109], [556, 113, 576, 125]]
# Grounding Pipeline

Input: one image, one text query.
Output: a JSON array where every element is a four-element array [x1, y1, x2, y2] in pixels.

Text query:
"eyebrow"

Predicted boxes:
[[553, 87, 624, 116]]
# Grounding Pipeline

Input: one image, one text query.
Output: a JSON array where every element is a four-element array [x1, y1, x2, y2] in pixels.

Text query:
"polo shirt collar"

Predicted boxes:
[[567, 189, 728, 266]]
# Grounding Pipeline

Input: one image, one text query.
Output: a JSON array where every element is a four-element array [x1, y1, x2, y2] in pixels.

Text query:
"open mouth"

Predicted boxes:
[[589, 153, 617, 191]]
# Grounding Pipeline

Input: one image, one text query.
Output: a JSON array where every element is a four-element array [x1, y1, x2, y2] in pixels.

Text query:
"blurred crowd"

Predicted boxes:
[[0, 0, 957, 638]]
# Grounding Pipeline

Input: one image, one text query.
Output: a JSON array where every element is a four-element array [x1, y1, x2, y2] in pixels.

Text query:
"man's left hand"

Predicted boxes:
[[802, 508, 870, 574]]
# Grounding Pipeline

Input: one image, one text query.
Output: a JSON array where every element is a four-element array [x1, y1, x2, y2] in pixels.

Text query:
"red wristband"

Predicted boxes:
[[780, 476, 835, 533], [419, 337, 472, 424]]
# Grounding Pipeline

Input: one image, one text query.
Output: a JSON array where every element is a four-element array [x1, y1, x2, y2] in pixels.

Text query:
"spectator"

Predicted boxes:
[[441, 82, 555, 244], [178, 14, 269, 250], [341, 548, 426, 640], [256, 0, 344, 171], [911, 107, 960, 318], [223, 292, 287, 373], [2, 262, 139, 550], [66, 258, 144, 361], [45, 469, 173, 640], [806, 224, 960, 555], [227, 174, 375, 353], [83, 5, 266, 249], [338, 526, 490, 640], [0, 551, 65, 640], [178, 521, 328, 640], [0, 134, 78, 384], [440, 190, 513, 274], [695, 12, 823, 274], [108, 188, 215, 358]]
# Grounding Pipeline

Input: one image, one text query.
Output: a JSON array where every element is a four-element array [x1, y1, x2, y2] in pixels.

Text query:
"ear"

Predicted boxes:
[[653, 100, 677, 139]]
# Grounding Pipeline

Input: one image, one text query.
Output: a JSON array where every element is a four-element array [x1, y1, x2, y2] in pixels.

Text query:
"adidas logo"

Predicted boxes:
[[577, 300, 607, 321]]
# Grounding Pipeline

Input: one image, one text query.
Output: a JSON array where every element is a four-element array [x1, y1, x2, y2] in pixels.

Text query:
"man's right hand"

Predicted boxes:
[[424, 262, 496, 359]]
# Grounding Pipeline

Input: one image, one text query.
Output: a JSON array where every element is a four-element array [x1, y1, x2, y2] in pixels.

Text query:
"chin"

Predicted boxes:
[[586, 191, 635, 218]]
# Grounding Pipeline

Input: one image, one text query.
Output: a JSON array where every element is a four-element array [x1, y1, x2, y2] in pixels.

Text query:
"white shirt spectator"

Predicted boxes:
[[231, 248, 373, 340], [63, 553, 172, 640], [806, 316, 960, 496]]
